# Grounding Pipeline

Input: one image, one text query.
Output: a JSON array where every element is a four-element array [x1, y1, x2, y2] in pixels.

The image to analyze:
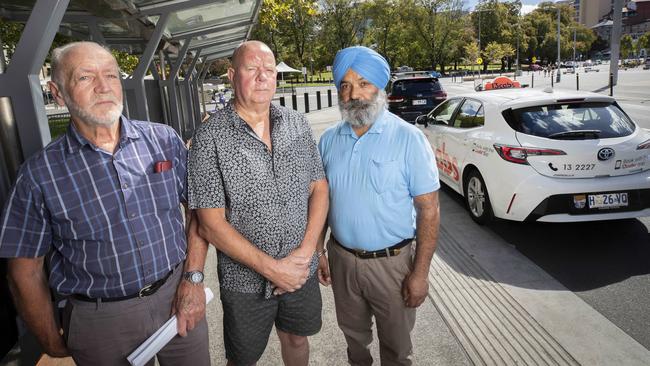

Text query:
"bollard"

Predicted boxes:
[[551, 72, 554, 87], [292, 94, 298, 111], [279, 96, 285, 107], [316, 91, 322, 110], [532, 73, 534, 88], [327, 89, 332, 107], [609, 73, 614, 96], [304, 92, 310, 113], [576, 73, 579, 91]]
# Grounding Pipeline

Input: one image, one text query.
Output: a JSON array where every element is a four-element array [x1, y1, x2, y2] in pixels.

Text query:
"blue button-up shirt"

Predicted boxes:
[[318, 110, 439, 251], [0, 117, 187, 298]]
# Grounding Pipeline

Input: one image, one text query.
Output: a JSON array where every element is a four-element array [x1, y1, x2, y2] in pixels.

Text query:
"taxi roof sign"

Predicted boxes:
[[484, 76, 521, 90]]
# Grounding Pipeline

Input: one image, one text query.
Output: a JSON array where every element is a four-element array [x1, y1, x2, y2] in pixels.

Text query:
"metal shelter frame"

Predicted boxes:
[[0, 0, 262, 360]]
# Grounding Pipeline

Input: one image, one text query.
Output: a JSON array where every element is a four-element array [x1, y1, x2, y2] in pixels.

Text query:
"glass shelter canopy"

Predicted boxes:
[[0, 0, 262, 64], [0, 0, 262, 186]]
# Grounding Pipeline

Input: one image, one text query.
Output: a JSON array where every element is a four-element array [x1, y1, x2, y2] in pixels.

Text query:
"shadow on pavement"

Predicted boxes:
[[438, 184, 650, 292], [490, 218, 650, 292]]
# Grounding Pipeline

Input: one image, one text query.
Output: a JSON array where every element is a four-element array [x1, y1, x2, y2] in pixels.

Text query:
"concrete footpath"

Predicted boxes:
[[201, 106, 650, 365]]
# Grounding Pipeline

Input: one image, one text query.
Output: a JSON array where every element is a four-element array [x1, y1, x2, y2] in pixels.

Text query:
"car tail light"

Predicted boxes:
[[388, 95, 404, 103], [493, 144, 566, 165], [435, 92, 447, 100], [637, 139, 650, 150]]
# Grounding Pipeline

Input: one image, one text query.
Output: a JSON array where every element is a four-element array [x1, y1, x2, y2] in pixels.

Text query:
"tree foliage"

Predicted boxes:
[[0, 18, 73, 65], [620, 34, 633, 59], [638, 32, 650, 53]]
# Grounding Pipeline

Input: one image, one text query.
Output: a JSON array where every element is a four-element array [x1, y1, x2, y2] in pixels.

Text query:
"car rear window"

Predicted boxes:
[[390, 79, 442, 97], [503, 102, 636, 139]]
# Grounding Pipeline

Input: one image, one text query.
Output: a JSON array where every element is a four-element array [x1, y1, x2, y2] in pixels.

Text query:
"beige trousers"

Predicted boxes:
[[328, 238, 416, 366]]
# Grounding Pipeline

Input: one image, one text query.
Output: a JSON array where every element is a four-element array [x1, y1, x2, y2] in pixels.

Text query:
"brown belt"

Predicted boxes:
[[72, 264, 177, 303], [332, 236, 413, 259]]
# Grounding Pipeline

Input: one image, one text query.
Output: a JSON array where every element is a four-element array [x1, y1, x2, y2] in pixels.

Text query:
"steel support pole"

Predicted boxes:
[[158, 50, 170, 125], [0, 35, 19, 205], [198, 62, 209, 115], [556, 7, 561, 83], [166, 39, 191, 135], [122, 12, 169, 121], [88, 19, 106, 43], [609, 0, 623, 86], [0, 36, 22, 185], [184, 49, 202, 132]]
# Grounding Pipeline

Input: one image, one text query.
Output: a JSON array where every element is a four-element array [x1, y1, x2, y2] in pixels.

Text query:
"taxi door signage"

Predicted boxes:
[[435, 142, 460, 182]]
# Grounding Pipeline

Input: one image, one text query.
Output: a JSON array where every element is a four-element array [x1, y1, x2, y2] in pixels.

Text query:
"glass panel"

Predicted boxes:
[[454, 100, 483, 129], [165, 0, 256, 35], [200, 41, 242, 56], [509, 103, 636, 139], [431, 99, 462, 125], [188, 25, 248, 47], [391, 79, 442, 97]]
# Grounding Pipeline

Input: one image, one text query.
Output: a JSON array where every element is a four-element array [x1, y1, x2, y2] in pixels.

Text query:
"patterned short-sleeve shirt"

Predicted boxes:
[[188, 104, 325, 295]]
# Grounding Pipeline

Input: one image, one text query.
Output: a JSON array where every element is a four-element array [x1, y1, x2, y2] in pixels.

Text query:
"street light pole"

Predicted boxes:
[[573, 27, 577, 63], [516, 4, 521, 77], [556, 7, 561, 83], [478, 9, 481, 55]]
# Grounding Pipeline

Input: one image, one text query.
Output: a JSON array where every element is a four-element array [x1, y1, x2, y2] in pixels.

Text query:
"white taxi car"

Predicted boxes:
[[415, 79, 650, 223]]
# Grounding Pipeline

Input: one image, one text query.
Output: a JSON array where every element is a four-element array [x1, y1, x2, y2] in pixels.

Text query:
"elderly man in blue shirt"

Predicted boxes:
[[317, 46, 441, 366], [0, 42, 209, 365]]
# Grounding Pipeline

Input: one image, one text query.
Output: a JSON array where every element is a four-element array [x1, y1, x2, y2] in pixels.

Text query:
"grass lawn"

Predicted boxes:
[[49, 117, 70, 139]]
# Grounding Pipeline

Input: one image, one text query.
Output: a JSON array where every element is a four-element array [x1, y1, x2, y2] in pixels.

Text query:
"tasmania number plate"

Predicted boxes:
[[588, 192, 628, 209], [412, 99, 427, 105]]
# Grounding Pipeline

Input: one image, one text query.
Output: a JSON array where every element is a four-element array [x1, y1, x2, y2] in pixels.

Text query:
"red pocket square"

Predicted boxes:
[[154, 160, 172, 173]]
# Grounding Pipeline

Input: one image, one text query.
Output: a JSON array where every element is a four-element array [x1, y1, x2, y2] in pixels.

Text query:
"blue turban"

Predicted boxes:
[[332, 46, 390, 90]]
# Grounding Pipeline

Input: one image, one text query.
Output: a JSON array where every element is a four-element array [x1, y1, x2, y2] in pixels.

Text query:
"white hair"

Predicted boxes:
[[50, 41, 115, 89]]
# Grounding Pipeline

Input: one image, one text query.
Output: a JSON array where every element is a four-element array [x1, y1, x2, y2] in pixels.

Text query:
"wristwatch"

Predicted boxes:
[[183, 270, 204, 284]]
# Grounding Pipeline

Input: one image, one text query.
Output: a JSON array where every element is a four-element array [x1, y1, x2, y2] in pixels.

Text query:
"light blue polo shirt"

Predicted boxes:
[[319, 110, 440, 251]]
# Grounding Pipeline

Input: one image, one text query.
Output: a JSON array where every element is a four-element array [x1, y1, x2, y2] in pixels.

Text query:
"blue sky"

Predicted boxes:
[[464, 0, 557, 14]]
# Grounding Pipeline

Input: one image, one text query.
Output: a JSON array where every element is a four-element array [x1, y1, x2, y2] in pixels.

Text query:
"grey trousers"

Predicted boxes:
[[62, 264, 210, 366], [328, 238, 416, 366]]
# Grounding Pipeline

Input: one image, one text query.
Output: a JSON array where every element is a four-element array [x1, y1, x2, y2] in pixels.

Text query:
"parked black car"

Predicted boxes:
[[387, 72, 447, 123]]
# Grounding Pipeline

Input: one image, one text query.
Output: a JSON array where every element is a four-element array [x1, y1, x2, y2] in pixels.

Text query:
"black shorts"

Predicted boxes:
[[220, 276, 322, 365]]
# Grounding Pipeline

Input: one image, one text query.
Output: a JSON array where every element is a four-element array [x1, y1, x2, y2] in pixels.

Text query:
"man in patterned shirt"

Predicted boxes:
[[317, 46, 440, 366], [0, 42, 209, 365], [188, 41, 329, 366]]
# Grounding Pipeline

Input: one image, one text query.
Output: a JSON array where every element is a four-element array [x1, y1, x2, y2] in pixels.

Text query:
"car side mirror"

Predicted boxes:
[[415, 115, 429, 126]]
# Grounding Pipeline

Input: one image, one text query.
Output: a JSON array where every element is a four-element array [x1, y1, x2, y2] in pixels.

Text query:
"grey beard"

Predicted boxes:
[[339, 90, 387, 128], [64, 94, 123, 127]]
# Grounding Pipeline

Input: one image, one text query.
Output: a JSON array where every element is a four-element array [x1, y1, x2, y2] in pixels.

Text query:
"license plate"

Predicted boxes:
[[588, 192, 628, 209], [412, 99, 427, 105]]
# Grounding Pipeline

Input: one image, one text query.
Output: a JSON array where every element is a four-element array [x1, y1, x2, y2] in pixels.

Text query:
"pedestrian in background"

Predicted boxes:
[[317, 46, 441, 366]]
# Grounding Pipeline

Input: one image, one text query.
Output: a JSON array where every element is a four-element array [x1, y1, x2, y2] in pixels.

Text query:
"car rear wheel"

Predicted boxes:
[[464, 170, 493, 225]]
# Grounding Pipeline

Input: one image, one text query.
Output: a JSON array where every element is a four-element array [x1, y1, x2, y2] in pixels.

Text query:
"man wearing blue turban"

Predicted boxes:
[[316, 46, 441, 365]]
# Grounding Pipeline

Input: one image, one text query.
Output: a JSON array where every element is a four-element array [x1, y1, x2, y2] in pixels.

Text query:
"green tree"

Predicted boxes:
[[0, 18, 72, 66], [620, 34, 634, 59], [638, 32, 650, 52], [408, 0, 466, 72], [111, 50, 139, 75], [471, 0, 520, 70], [283, 0, 318, 67], [522, 2, 593, 65], [364, 0, 406, 68], [251, 0, 292, 57], [318, 0, 367, 67]]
